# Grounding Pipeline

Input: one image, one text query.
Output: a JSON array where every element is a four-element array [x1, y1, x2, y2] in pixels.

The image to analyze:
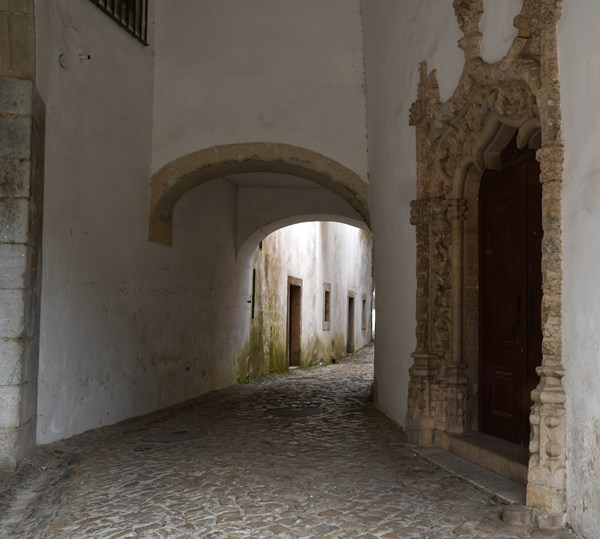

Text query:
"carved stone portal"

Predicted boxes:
[[408, 0, 565, 528]]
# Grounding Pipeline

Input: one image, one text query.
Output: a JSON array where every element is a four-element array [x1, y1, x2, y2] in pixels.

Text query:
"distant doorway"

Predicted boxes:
[[288, 278, 302, 367], [478, 146, 542, 446], [347, 293, 355, 355]]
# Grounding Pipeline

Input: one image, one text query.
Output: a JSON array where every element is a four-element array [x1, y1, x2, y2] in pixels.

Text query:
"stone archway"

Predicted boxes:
[[149, 143, 369, 246], [408, 0, 565, 528]]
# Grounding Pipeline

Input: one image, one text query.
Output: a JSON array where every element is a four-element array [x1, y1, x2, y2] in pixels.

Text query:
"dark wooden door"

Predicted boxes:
[[288, 283, 301, 367], [479, 151, 542, 446], [347, 295, 355, 354]]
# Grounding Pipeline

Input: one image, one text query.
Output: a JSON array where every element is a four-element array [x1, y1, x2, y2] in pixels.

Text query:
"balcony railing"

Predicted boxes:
[[89, 0, 148, 45]]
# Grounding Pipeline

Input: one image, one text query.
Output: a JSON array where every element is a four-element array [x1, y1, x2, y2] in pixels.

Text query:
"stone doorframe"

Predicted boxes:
[[407, 0, 565, 528]]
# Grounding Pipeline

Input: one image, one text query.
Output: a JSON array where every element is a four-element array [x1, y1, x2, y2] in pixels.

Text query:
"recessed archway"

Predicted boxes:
[[149, 142, 369, 246], [408, 0, 566, 527]]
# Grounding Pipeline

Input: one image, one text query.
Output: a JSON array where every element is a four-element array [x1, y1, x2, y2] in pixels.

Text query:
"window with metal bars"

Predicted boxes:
[[89, 0, 149, 45]]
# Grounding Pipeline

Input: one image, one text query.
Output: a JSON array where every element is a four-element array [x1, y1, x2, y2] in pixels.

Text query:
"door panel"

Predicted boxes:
[[347, 296, 355, 354], [288, 284, 301, 367], [479, 152, 542, 446]]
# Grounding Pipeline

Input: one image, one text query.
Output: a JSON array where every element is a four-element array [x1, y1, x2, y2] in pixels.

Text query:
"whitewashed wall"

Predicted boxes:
[[152, 0, 368, 179], [34, 0, 370, 444], [361, 0, 459, 426], [360, 0, 524, 433], [251, 222, 373, 375], [559, 1, 600, 536], [34, 2, 253, 443], [362, 0, 600, 534]]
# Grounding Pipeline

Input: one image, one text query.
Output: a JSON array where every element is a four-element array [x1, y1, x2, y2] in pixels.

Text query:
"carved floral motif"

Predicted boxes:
[[408, 0, 565, 527]]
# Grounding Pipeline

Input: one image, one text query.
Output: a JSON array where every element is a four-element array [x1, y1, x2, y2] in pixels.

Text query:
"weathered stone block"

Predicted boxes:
[[0, 158, 30, 198], [0, 384, 21, 428], [15, 333, 36, 381], [0, 75, 32, 114], [0, 243, 28, 288], [502, 505, 533, 526], [0, 425, 18, 469], [0, 288, 25, 337], [536, 510, 567, 530], [0, 11, 35, 79], [18, 376, 35, 426], [0, 198, 29, 243], [0, 113, 30, 160], [0, 417, 34, 470], [0, 1, 34, 15], [0, 338, 23, 384]]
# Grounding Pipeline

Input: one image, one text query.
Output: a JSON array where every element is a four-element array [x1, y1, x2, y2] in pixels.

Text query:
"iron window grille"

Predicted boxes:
[[89, 0, 149, 45]]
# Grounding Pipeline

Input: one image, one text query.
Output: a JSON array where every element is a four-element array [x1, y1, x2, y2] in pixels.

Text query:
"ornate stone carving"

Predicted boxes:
[[410, 199, 431, 354], [429, 199, 451, 359], [408, 0, 566, 527], [453, 0, 483, 58]]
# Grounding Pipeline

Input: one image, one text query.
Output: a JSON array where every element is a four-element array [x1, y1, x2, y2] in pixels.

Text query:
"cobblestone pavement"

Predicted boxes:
[[0, 344, 579, 538]]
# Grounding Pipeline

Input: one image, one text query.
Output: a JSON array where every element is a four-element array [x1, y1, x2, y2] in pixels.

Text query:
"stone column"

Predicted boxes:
[[406, 198, 435, 445], [526, 143, 566, 528], [0, 0, 43, 470], [446, 197, 468, 433]]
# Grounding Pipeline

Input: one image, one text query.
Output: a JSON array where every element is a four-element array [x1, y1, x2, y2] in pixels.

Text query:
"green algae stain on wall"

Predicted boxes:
[[237, 223, 373, 383]]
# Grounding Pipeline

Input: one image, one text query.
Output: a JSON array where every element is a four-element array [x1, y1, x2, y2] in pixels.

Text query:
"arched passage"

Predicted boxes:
[[144, 141, 373, 416], [237, 214, 366, 262], [149, 143, 369, 246]]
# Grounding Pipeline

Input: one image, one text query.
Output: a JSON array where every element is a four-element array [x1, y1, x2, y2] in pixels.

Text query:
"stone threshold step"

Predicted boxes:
[[414, 446, 526, 506], [442, 432, 529, 485]]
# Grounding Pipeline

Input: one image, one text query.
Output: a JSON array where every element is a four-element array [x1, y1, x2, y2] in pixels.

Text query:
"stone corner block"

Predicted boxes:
[[0, 425, 19, 470], [0, 76, 33, 115], [502, 505, 533, 526], [0, 418, 35, 471], [0, 384, 21, 428], [0, 243, 29, 288], [0, 338, 25, 384], [0, 198, 30, 243], [0, 288, 26, 337]]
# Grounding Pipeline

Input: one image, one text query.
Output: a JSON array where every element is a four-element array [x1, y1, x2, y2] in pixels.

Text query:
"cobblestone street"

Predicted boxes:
[[0, 345, 578, 538]]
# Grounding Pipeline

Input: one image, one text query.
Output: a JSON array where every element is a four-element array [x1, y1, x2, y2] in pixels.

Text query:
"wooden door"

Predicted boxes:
[[288, 283, 302, 367], [479, 151, 542, 446], [347, 295, 355, 354]]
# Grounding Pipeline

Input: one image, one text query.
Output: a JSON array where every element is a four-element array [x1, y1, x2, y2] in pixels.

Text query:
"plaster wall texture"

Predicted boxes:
[[360, 0, 525, 430], [32, 0, 372, 445], [151, 0, 368, 181], [33, 2, 251, 444], [236, 182, 364, 259], [254, 221, 373, 373], [559, 1, 600, 536]]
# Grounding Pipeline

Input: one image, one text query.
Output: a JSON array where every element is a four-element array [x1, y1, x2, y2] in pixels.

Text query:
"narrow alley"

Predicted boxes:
[[0, 346, 577, 538]]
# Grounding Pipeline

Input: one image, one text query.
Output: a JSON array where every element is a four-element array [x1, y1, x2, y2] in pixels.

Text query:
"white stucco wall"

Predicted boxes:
[[559, 1, 600, 536], [360, 0, 459, 426], [363, 0, 599, 533], [29, 0, 600, 532], [253, 222, 373, 374], [33, 0, 371, 445], [360, 0, 529, 431], [152, 0, 368, 180], [34, 2, 253, 443]]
